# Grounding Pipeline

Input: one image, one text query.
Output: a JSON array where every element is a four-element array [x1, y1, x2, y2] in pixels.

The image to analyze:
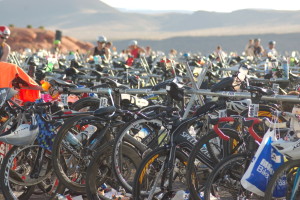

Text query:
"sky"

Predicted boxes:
[[101, 0, 300, 12]]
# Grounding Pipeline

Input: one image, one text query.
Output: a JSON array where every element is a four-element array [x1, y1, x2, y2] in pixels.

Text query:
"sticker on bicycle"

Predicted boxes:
[[272, 84, 279, 94], [99, 97, 108, 108], [60, 94, 68, 106], [219, 109, 227, 118], [248, 104, 259, 117], [222, 91, 235, 96]]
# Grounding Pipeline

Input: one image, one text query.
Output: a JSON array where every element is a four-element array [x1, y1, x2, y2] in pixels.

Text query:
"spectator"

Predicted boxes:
[[127, 40, 145, 59], [51, 39, 62, 56], [0, 26, 11, 62], [145, 46, 153, 57], [253, 38, 264, 57], [245, 39, 254, 57], [88, 35, 110, 61], [105, 41, 113, 60], [214, 45, 227, 61], [264, 40, 278, 59], [168, 49, 177, 60]]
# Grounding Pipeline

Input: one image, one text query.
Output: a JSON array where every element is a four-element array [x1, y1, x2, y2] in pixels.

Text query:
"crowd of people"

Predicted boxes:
[[244, 38, 278, 59], [0, 25, 281, 65]]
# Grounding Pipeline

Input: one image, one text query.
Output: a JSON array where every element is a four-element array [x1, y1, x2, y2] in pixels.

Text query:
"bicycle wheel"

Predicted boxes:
[[0, 145, 52, 200], [112, 118, 166, 192], [132, 146, 188, 200], [186, 128, 243, 200], [264, 159, 300, 199], [52, 115, 112, 193], [86, 140, 140, 200], [204, 153, 263, 200]]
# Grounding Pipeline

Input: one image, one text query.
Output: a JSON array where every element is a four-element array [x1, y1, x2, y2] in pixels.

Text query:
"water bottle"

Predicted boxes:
[[199, 192, 204, 200], [76, 125, 97, 142], [65, 132, 82, 149], [56, 194, 67, 200], [172, 190, 185, 200], [94, 55, 101, 65], [282, 60, 289, 79]]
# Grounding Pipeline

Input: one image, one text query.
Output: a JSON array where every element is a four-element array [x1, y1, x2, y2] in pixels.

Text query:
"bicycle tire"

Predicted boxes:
[[112, 118, 165, 193], [52, 115, 111, 193], [203, 153, 263, 200], [186, 128, 242, 200], [132, 146, 188, 199], [0, 145, 52, 200], [71, 97, 101, 112], [264, 159, 300, 199], [86, 140, 141, 200]]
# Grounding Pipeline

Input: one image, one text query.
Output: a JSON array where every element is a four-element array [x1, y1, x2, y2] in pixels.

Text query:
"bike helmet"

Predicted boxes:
[[128, 40, 138, 46], [0, 117, 39, 146], [269, 41, 276, 45], [97, 35, 107, 43], [53, 40, 61, 45], [226, 99, 251, 114], [272, 139, 300, 160], [0, 26, 10, 39]]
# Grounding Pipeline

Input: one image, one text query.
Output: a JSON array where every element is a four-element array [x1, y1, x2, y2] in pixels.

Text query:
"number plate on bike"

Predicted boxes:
[[219, 109, 227, 118], [248, 104, 259, 117], [272, 84, 279, 94], [99, 97, 108, 108], [60, 94, 68, 106]]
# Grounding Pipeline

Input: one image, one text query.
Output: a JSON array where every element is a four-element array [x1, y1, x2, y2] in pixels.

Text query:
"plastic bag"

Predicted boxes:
[[241, 128, 286, 197]]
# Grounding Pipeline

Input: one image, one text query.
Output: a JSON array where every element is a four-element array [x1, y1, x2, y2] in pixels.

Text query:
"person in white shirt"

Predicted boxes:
[[264, 41, 278, 59]]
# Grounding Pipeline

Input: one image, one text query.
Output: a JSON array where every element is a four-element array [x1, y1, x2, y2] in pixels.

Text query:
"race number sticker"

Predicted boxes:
[[99, 97, 108, 108], [272, 84, 279, 94], [60, 94, 68, 106], [219, 109, 227, 118], [248, 104, 259, 117]]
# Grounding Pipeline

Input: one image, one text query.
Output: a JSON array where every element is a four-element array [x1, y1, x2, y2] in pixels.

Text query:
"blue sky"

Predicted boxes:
[[101, 0, 300, 12]]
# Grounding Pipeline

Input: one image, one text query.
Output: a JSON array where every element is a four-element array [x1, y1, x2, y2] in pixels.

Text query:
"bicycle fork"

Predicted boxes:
[[30, 147, 45, 179]]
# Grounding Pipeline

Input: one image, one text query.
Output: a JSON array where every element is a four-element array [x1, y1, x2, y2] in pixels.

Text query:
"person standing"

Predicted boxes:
[[0, 26, 11, 62], [253, 38, 264, 57], [245, 39, 254, 57], [127, 40, 145, 59], [264, 40, 278, 59], [88, 35, 110, 61]]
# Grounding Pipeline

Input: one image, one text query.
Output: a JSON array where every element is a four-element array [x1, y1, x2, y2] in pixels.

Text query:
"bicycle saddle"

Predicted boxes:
[[50, 78, 77, 88], [246, 86, 275, 96], [211, 77, 234, 92], [93, 106, 116, 117]]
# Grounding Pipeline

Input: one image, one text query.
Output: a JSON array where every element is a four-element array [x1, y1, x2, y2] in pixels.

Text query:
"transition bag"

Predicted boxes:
[[241, 128, 286, 197]]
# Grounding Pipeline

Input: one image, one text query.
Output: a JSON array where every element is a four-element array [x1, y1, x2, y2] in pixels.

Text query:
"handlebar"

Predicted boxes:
[[210, 116, 263, 142]]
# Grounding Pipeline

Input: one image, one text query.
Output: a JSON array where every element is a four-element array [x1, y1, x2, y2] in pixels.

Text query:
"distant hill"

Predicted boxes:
[[7, 27, 93, 53], [113, 33, 300, 55], [1, 0, 300, 41]]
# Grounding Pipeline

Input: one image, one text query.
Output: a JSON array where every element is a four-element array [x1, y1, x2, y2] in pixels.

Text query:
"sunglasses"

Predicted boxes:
[[0, 36, 8, 39]]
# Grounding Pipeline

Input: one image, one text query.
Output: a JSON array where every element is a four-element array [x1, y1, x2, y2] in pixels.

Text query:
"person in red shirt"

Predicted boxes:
[[127, 40, 145, 59]]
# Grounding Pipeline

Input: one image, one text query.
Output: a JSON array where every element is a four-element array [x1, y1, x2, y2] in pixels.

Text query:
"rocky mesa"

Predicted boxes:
[[6, 27, 94, 53]]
